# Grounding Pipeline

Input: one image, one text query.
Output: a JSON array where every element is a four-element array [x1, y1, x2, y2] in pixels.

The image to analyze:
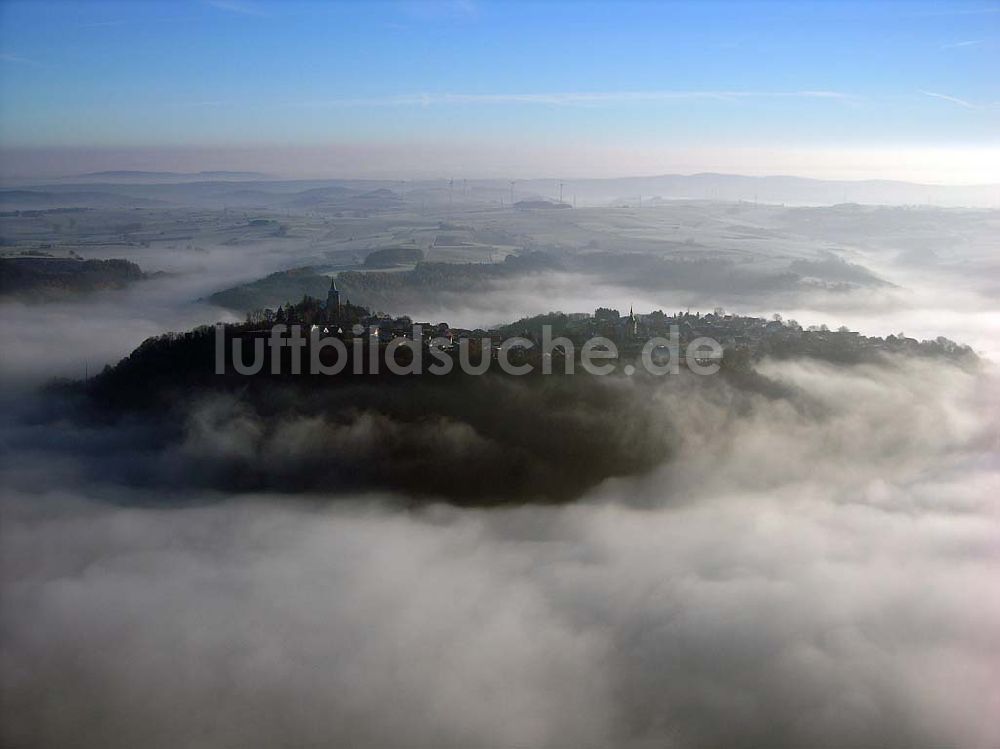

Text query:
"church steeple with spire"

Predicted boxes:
[[326, 278, 341, 318]]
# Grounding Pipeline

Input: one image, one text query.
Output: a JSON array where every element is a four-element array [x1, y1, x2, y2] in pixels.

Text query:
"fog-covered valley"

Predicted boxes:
[[2, 174, 999, 748]]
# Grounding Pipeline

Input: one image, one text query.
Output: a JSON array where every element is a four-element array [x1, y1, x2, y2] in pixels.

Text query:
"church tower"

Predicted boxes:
[[326, 278, 341, 318]]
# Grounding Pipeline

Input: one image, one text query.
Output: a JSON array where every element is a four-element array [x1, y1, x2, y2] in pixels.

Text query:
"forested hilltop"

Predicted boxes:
[[0, 254, 146, 301]]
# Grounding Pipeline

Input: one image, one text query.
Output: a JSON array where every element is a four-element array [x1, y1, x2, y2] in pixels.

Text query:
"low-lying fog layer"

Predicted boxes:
[[4, 204, 1000, 388], [2, 199, 999, 747], [2, 357, 998, 748]]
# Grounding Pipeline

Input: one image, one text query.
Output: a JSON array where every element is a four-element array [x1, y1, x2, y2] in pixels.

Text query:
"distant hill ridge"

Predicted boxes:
[[76, 170, 268, 180], [2, 172, 996, 208]]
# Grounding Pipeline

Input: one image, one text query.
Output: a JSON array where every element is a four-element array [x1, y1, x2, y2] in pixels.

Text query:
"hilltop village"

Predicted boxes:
[[231, 278, 976, 368]]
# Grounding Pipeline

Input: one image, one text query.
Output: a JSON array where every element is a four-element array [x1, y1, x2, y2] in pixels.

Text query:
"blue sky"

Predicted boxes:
[[1, 0, 997, 181]]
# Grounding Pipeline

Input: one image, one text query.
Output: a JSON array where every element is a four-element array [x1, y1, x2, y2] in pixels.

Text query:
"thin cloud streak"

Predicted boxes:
[[940, 39, 983, 48], [919, 89, 981, 109], [912, 5, 1000, 16], [79, 20, 128, 28], [205, 0, 268, 17], [0, 52, 41, 65], [292, 89, 855, 108]]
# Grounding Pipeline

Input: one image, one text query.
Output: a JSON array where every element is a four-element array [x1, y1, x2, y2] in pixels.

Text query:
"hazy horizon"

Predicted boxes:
[[3, 156, 1000, 187], [2, 1, 997, 183]]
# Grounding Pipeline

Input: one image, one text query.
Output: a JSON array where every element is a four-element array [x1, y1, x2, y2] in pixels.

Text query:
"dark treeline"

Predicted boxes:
[[0, 256, 145, 301], [49, 294, 976, 505], [60, 330, 703, 504]]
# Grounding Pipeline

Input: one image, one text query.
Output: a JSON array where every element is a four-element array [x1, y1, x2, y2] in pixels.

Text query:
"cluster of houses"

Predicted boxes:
[[237, 278, 971, 364], [558, 307, 965, 359]]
